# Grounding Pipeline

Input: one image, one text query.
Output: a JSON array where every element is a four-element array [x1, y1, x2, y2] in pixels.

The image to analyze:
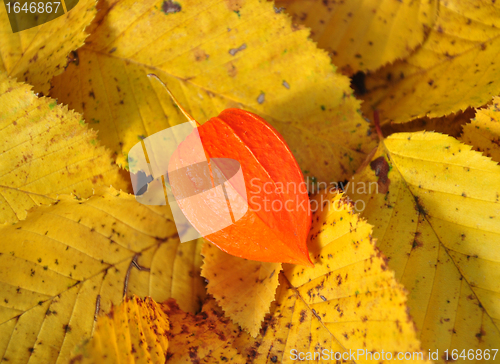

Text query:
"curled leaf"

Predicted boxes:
[[461, 98, 500, 163], [382, 108, 476, 139]]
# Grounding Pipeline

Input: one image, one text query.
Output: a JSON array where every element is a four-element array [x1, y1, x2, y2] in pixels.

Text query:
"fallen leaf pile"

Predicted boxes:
[[1, 0, 499, 363]]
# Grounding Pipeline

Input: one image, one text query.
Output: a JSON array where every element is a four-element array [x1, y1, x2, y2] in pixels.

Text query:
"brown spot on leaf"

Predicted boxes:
[[225, 0, 244, 11], [257, 92, 265, 104], [69, 354, 83, 363], [162, 0, 181, 14], [351, 71, 366, 95], [414, 196, 428, 216], [188, 346, 199, 362], [226, 62, 238, 77], [370, 156, 391, 193], [299, 309, 307, 323], [193, 47, 209, 62], [229, 43, 247, 56], [476, 328, 486, 341], [412, 239, 423, 249]]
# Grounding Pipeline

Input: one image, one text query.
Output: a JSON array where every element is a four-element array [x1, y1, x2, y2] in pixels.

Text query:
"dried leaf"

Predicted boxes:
[[0, 187, 204, 363], [276, 0, 437, 74], [0, 73, 128, 224], [362, 0, 500, 124], [50, 0, 376, 183], [201, 241, 281, 337], [349, 131, 500, 361], [163, 298, 247, 363], [382, 108, 476, 139], [71, 296, 169, 364], [0, 0, 97, 94], [461, 97, 500, 163]]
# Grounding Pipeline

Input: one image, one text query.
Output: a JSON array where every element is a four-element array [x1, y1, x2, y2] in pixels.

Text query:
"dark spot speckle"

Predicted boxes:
[[162, 0, 181, 14]]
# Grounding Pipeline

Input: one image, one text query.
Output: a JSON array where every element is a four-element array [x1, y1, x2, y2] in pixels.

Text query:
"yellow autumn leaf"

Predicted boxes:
[[462, 97, 500, 163], [0, 73, 128, 224], [276, 0, 437, 74], [0, 0, 97, 94], [49, 0, 376, 183], [0, 187, 204, 364], [125, 234, 206, 315], [71, 295, 169, 364], [201, 241, 281, 337], [361, 0, 500, 124], [162, 297, 247, 363], [349, 131, 500, 362]]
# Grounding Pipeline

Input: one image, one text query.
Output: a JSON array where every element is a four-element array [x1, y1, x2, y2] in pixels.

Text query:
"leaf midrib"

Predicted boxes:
[[382, 137, 500, 335]]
